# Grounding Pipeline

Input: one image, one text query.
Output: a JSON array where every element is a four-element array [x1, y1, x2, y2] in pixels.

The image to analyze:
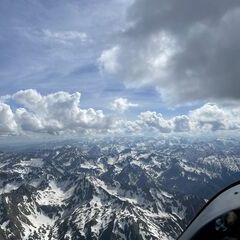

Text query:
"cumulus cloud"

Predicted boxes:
[[189, 103, 229, 131], [99, 0, 240, 103], [111, 97, 138, 113], [0, 102, 18, 134], [173, 115, 190, 133], [112, 103, 240, 135], [138, 111, 172, 133], [0, 89, 110, 136], [0, 90, 240, 136]]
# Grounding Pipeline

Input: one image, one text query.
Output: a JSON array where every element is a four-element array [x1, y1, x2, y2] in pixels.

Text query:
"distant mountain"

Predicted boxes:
[[0, 137, 240, 240]]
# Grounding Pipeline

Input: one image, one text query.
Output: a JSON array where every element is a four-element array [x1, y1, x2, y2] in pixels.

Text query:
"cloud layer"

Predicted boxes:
[[99, 0, 240, 103], [0, 90, 240, 136], [114, 103, 240, 135]]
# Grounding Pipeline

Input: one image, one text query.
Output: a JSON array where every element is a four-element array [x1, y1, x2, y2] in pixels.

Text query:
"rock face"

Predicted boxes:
[[0, 137, 240, 240]]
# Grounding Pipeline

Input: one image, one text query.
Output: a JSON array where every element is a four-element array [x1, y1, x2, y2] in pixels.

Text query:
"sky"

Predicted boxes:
[[0, 0, 240, 138]]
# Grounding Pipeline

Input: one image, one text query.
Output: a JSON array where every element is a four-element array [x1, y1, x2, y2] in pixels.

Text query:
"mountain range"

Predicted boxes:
[[0, 137, 240, 240]]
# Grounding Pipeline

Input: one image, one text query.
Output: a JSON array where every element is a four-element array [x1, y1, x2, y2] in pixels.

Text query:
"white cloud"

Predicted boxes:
[[98, 46, 121, 74], [111, 97, 138, 113], [111, 119, 142, 134], [138, 111, 172, 133], [0, 89, 110, 135], [173, 115, 190, 132], [0, 90, 240, 136], [189, 103, 228, 131], [42, 29, 89, 45], [13, 89, 42, 111], [111, 103, 240, 135], [0, 102, 18, 134], [15, 108, 62, 134]]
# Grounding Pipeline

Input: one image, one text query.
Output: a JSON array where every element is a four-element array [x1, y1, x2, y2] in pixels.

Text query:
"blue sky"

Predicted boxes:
[[0, 0, 197, 116], [0, 0, 127, 107], [0, 0, 240, 137]]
